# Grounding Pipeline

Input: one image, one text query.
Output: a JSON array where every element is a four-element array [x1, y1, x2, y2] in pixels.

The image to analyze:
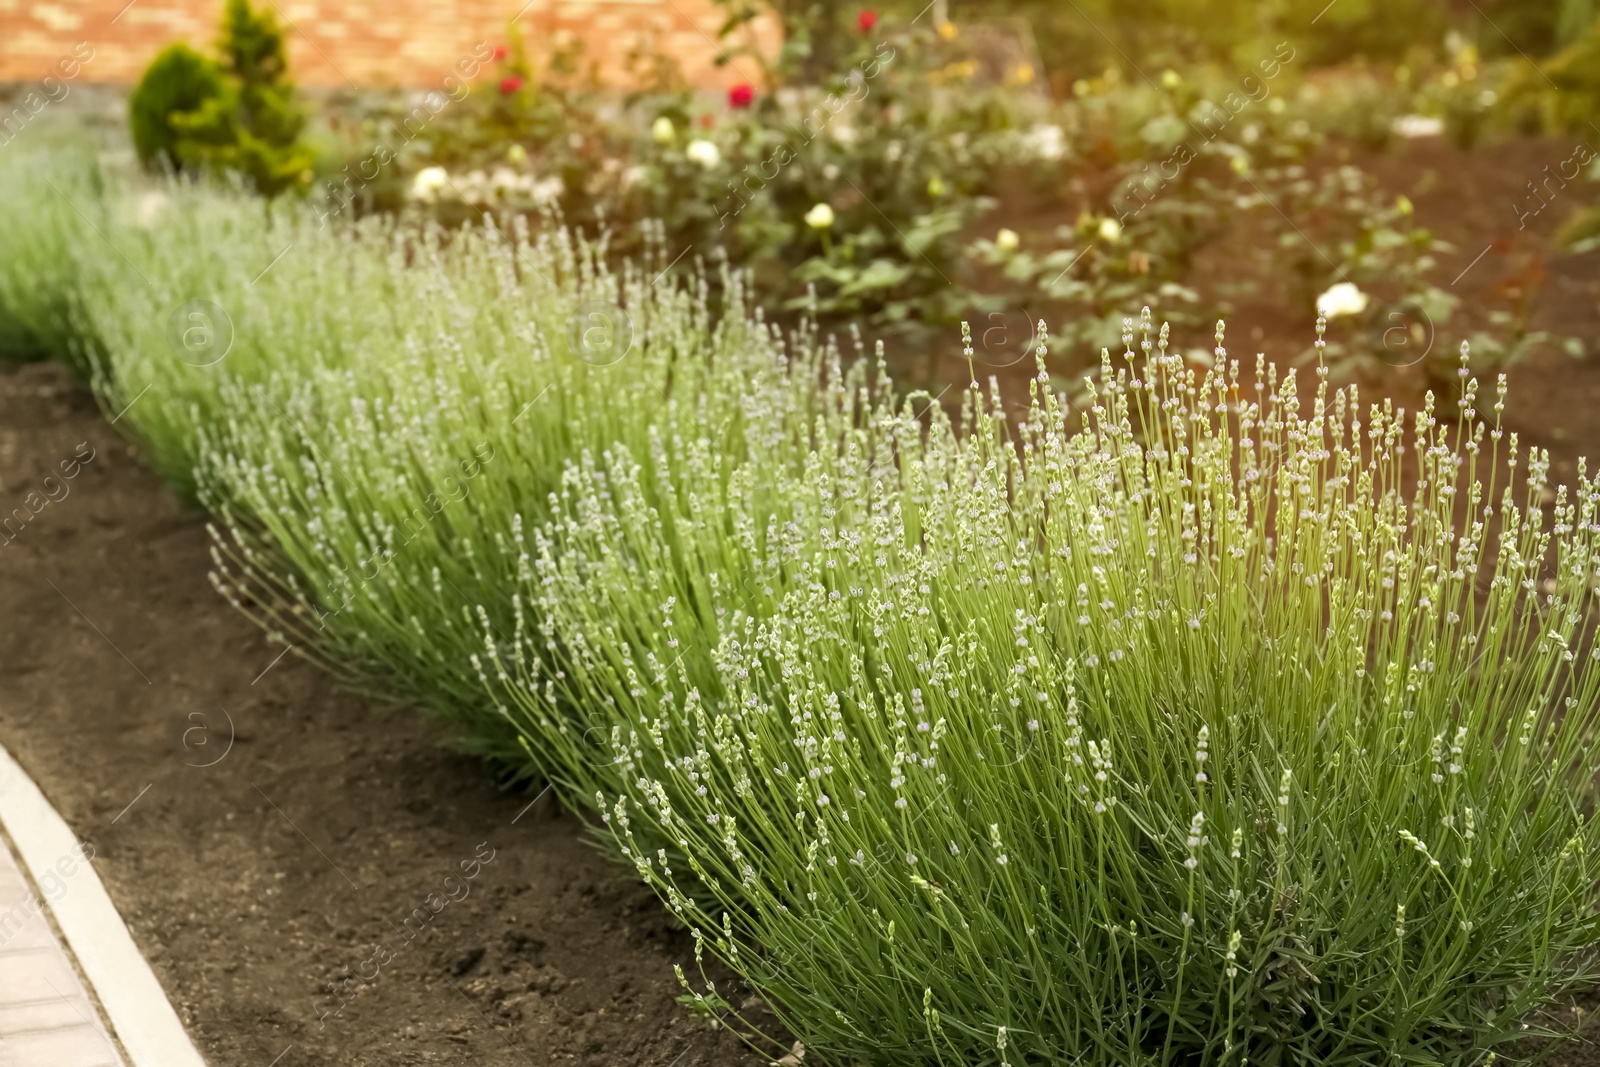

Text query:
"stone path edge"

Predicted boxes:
[[0, 740, 208, 1067]]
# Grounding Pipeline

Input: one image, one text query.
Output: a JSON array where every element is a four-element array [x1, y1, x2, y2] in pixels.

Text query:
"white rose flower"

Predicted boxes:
[[490, 166, 522, 197], [528, 176, 565, 206], [458, 169, 488, 206], [1023, 123, 1065, 161], [995, 228, 1020, 253], [652, 116, 676, 144], [1392, 114, 1444, 139], [804, 202, 835, 229], [685, 139, 721, 169], [1097, 217, 1122, 243], [409, 165, 450, 203], [1316, 282, 1369, 318]]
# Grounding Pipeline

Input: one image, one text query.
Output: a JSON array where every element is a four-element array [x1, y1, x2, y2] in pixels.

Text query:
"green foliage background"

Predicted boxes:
[[812, 0, 1600, 88], [128, 0, 311, 194]]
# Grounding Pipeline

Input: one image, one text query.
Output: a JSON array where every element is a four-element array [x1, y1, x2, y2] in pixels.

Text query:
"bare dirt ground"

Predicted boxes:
[[935, 135, 1600, 479]]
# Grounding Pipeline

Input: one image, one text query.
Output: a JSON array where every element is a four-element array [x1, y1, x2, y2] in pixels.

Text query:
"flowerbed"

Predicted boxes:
[[92, 0, 1593, 392], [5, 125, 1600, 1067]]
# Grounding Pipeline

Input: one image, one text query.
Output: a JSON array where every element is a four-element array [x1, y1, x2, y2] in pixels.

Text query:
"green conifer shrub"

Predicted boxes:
[[128, 0, 311, 195]]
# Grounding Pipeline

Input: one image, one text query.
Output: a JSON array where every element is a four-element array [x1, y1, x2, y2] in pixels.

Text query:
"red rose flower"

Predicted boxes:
[[728, 83, 754, 109], [499, 74, 524, 95], [492, 44, 508, 61], [858, 10, 877, 31]]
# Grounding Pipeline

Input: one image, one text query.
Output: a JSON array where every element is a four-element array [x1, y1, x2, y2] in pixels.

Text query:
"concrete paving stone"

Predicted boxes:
[[0, 1025, 121, 1067], [0, 837, 123, 1067]]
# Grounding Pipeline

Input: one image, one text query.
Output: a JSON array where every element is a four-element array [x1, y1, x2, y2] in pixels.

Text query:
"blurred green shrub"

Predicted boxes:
[[886, 0, 1592, 98], [1496, 13, 1600, 135], [1558, 203, 1600, 251], [128, 43, 228, 170], [128, 0, 311, 195], [1475, 0, 1596, 58], [370, 16, 1027, 351], [938, 0, 1444, 91]]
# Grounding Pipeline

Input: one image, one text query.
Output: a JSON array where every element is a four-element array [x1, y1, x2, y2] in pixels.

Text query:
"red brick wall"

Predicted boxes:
[[0, 0, 778, 89]]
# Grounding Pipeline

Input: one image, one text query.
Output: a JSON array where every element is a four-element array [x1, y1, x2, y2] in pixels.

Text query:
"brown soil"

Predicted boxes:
[[0, 360, 762, 1066], [1354, 135, 1600, 487], [1195, 134, 1600, 489], [934, 135, 1600, 455]]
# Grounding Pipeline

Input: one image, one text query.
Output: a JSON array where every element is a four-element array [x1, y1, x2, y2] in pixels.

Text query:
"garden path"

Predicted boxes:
[[0, 830, 125, 1067]]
